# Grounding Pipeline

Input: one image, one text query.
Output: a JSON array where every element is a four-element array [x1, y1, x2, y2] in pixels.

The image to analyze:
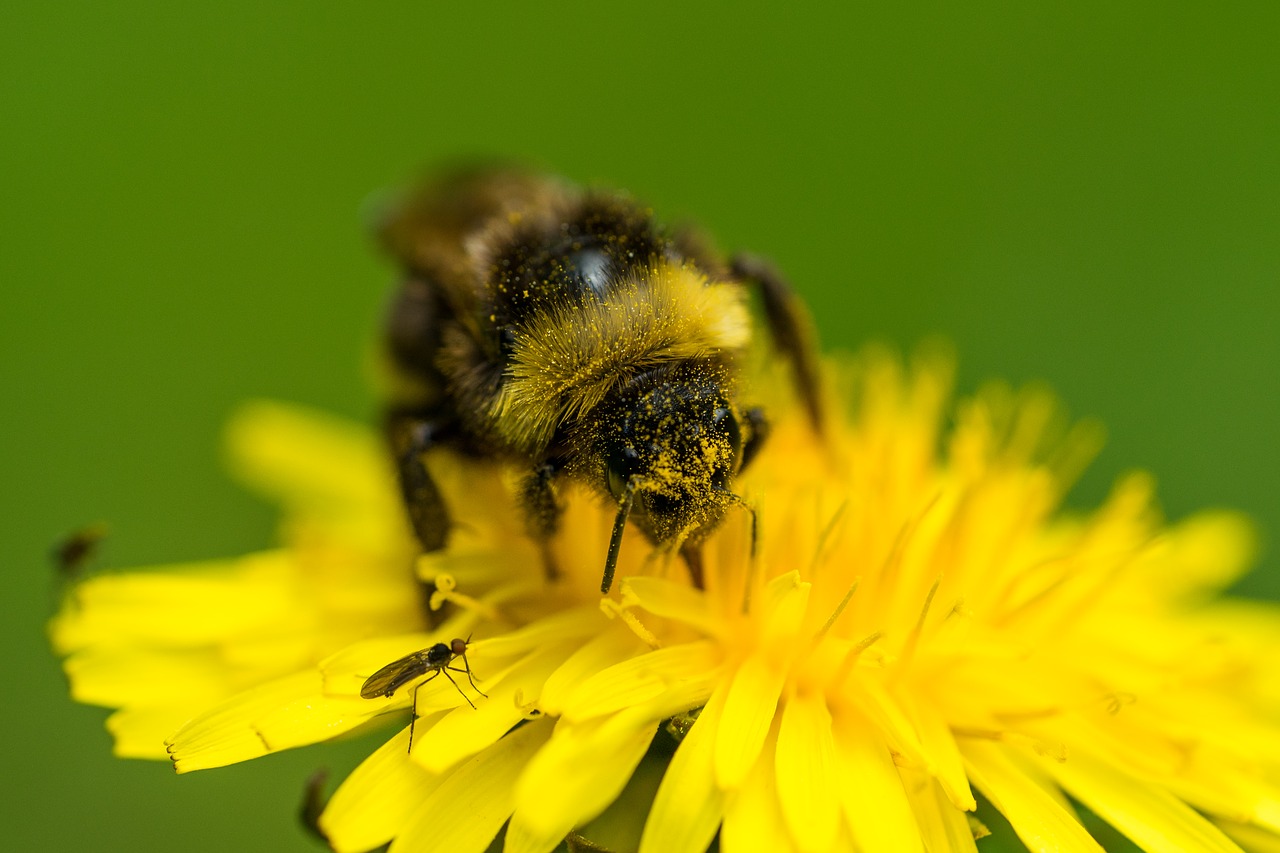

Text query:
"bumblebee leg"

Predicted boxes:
[[386, 411, 451, 553], [520, 461, 565, 582], [730, 253, 824, 434], [385, 275, 449, 387]]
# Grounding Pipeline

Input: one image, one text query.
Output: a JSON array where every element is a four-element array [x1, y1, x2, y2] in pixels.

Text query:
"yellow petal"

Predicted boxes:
[[507, 714, 658, 851], [561, 641, 721, 722], [63, 646, 228, 707], [622, 577, 724, 638], [774, 691, 840, 853], [574, 748, 669, 853], [51, 552, 297, 649], [225, 400, 391, 509], [167, 671, 379, 772], [961, 739, 1104, 853], [851, 675, 930, 769], [714, 655, 786, 789], [1043, 746, 1245, 853], [832, 712, 924, 853], [392, 716, 554, 853], [1138, 739, 1280, 832], [538, 624, 647, 716], [721, 716, 796, 853], [105, 705, 199, 759], [758, 571, 810, 645], [640, 686, 728, 853], [321, 722, 445, 853], [1217, 820, 1280, 853], [251, 691, 387, 752], [902, 768, 979, 853], [473, 606, 605, 658], [905, 693, 976, 811], [1141, 510, 1258, 599], [1031, 713, 1186, 782]]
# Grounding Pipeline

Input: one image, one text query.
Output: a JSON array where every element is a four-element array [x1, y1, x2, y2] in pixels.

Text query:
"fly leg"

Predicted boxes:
[[446, 665, 488, 703], [407, 669, 441, 753], [438, 667, 476, 709], [449, 646, 487, 697]]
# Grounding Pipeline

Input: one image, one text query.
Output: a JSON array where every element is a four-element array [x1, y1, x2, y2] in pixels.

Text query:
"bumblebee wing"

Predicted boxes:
[[376, 168, 572, 326], [360, 652, 429, 699]]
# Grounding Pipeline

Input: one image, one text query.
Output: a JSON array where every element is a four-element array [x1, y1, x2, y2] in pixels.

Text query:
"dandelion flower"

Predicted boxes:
[[52, 350, 1280, 853]]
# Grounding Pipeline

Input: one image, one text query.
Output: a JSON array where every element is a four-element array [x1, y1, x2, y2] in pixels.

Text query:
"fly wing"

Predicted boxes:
[[360, 651, 430, 699]]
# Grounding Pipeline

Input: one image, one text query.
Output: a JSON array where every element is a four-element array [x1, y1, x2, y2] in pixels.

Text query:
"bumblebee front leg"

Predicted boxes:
[[386, 411, 452, 552], [730, 253, 825, 434], [520, 461, 565, 582]]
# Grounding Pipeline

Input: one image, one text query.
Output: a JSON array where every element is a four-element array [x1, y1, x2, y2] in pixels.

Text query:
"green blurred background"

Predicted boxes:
[[3, 3, 1277, 851]]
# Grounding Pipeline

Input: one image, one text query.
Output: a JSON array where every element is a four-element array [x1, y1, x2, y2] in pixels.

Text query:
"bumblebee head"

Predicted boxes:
[[589, 364, 746, 593]]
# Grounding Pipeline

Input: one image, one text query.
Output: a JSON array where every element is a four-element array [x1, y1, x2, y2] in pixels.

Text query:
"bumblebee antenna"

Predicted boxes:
[[601, 483, 635, 594]]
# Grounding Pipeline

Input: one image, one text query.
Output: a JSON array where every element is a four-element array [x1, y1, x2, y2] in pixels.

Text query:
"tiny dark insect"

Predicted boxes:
[[51, 522, 108, 578], [360, 636, 487, 748], [297, 768, 330, 844]]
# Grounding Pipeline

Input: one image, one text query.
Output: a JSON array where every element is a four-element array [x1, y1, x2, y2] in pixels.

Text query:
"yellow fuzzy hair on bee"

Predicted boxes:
[[492, 261, 751, 451]]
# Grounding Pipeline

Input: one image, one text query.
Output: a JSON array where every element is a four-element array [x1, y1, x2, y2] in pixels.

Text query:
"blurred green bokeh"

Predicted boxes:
[[3, 3, 1276, 851]]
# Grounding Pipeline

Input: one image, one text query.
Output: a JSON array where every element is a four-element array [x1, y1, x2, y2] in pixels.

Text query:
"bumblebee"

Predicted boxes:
[[377, 169, 821, 593]]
